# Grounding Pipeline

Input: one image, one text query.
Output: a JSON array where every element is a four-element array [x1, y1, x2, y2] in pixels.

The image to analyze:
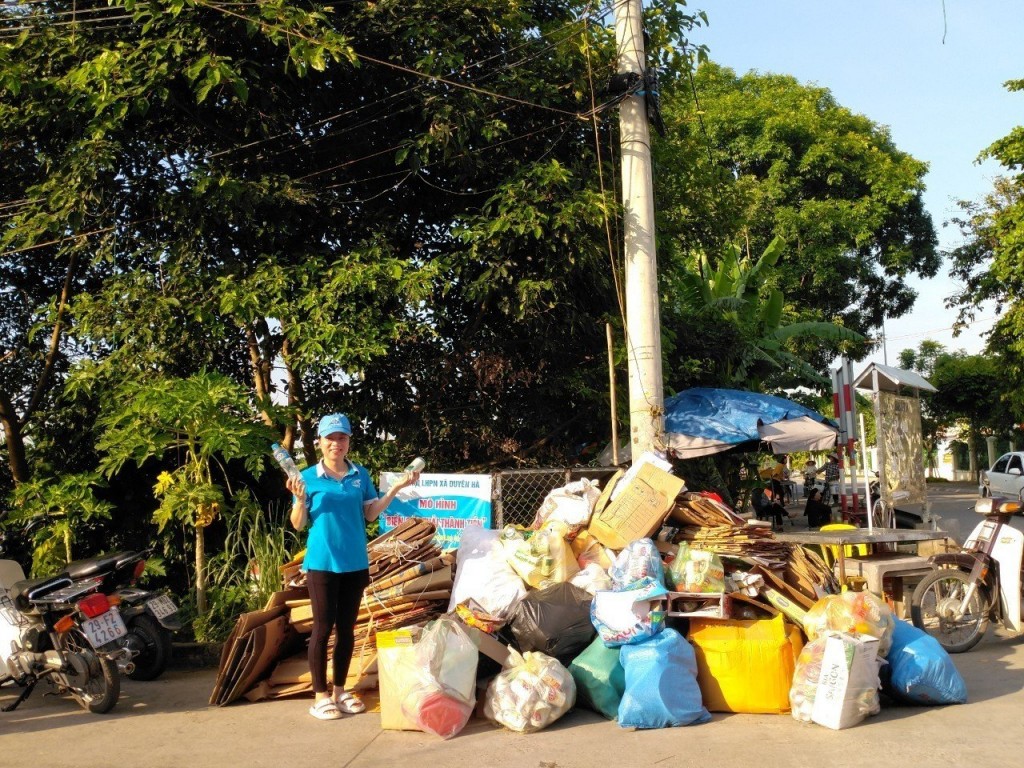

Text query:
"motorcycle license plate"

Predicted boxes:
[[146, 594, 178, 620], [82, 607, 127, 648]]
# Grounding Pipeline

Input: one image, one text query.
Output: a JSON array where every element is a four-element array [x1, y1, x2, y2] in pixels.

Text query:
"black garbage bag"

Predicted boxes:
[[509, 582, 596, 664]]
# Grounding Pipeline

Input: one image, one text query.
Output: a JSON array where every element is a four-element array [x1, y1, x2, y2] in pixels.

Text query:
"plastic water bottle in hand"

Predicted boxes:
[[402, 456, 426, 483], [271, 443, 303, 484]]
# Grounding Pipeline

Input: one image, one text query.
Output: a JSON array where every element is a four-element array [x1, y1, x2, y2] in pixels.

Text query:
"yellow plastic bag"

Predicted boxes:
[[687, 614, 803, 714], [501, 526, 578, 588], [803, 591, 895, 657]]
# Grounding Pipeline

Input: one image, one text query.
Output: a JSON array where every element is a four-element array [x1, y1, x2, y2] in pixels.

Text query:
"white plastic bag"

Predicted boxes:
[[532, 478, 601, 534], [483, 649, 576, 733], [570, 563, 613, 595], [448, 526, 527, 619], [608, 538, 665, 591], [790, 632, 881, 730], [401, 618, 479, 739]]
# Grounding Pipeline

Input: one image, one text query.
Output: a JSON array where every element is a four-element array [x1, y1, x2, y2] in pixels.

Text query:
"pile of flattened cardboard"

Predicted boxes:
[[211, 518, 451, 706]]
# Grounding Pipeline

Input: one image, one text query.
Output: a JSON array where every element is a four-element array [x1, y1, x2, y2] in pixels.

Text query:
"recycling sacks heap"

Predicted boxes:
[[213, 455, 968, 738]]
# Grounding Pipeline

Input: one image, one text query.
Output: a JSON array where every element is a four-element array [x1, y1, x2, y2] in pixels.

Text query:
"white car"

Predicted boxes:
[[980, 452, 1024, 500]]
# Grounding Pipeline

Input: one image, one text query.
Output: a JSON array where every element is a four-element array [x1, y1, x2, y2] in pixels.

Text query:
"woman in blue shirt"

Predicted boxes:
[[286, 413, 419, 720]]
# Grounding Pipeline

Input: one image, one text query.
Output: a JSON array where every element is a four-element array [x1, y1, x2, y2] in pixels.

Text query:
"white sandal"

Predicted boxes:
[[334, 691, 365, 714], [309, 698, 343, 720]]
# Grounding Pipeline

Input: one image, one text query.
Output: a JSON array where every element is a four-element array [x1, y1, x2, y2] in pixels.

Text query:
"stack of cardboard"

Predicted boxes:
[[212, 517, 452, 706], [670, 493, 747, 527], [676, 524, 792, 570]]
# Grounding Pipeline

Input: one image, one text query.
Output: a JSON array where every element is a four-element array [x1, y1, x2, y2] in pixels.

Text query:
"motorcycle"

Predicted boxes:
[[910, 495, 1023, 653], [0, 559, 125, 713], [61, 550, 180, 681]]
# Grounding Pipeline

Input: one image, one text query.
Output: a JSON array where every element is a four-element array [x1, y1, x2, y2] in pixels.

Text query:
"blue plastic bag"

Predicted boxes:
[[881, 619, 967, 705], [618, 628, 711, 729]]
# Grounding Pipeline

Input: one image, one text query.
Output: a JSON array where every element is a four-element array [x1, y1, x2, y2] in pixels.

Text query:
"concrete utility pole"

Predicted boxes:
[[614, 0, 664, 458]]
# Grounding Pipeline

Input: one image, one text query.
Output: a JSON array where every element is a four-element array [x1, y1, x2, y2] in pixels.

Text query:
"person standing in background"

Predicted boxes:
[[770, 455, 788, 505], [286, 413, 420, 720], [822, 453, 841, 505], [802, 458, 819, 497]]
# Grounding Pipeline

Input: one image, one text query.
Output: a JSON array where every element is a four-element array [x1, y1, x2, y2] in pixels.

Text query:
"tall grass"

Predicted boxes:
[[193, 490, 302, 642]]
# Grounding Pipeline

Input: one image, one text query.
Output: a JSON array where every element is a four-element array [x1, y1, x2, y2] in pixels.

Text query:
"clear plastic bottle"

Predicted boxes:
[[402, 456, 426, 483], [271, 443, 303, 484]]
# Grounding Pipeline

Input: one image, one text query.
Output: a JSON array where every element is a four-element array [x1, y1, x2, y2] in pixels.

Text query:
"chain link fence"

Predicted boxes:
[[492, 468, 620, 529]]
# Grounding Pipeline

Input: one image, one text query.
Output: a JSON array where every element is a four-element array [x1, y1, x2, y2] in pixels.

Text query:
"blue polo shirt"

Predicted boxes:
[[301, 460, 377, 574]]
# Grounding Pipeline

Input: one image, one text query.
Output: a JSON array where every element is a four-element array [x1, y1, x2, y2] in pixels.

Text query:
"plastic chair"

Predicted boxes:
[[816, 523, 870, 569]]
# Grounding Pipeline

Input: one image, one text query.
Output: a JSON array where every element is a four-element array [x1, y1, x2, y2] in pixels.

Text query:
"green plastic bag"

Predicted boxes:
[[568, 636, 626, 720]]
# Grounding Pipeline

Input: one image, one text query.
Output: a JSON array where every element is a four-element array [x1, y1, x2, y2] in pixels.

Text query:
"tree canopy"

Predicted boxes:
[[2, 2, 961, 623], [948, 77, 1024, 421], [656, 62, 940, 376]]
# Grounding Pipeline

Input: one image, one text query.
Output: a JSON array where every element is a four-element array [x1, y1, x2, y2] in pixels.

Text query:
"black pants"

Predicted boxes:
[[755, 501, 785, 527], [306, 568, 370, 693]]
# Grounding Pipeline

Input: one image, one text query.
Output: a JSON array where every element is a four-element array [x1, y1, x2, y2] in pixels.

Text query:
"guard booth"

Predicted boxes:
[[853, 362, 937, 529]]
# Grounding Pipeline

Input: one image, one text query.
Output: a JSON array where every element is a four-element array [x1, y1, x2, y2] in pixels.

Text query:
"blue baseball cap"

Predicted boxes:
[[317, 413, 352, 437]]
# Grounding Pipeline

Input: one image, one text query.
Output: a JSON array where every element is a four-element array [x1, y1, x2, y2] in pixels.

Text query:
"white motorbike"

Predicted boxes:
[[0, 559, 127, 713], [911, 496, 1023, 653]]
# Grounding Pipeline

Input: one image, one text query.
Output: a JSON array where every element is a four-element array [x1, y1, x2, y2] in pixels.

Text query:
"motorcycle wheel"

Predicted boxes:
[[911, 568, 990, 653], [124, 614, 172, 681], [60, 630, 120, 713]]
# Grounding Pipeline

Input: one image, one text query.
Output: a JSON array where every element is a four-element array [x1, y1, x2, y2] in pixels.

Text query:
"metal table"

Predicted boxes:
[[773, 527, 948, 583]]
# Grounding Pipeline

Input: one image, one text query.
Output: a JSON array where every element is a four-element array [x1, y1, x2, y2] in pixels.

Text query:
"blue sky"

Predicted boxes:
[[688, 0, 1023, 358]]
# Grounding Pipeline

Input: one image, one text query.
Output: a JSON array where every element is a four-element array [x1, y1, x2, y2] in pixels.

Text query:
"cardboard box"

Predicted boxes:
[[587, 464, 685, 550], [590, 469, 625, 518]]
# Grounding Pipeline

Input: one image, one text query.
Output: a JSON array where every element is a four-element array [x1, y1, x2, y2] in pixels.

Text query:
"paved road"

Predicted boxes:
[[781, 480, 980, 543], [3, 631, 1023, 768], [5, 482, 1021, 768]]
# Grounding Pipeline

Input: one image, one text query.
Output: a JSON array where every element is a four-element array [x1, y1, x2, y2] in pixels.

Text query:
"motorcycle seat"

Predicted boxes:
[[10, 575, 73, 613], [62, 551, 137, 580]]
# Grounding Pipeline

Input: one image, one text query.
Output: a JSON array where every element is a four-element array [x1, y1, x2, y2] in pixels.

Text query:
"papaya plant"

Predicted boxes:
[[5, 472, 114, 576], [97, 371, 275, 616]]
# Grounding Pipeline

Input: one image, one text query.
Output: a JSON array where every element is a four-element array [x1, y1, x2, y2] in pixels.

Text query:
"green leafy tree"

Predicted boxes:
[[948, 79, 1024, 422], [929, 353, 1014, 479], [1, 0, 710, 475], [656, 62, 940, 371], [97, 371, 275, 615]]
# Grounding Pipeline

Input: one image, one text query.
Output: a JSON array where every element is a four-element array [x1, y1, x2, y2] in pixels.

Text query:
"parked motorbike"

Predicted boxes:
[[910, 496, 1023, 653], [61, 550, 180, 681], [0, 559, 125, 713]]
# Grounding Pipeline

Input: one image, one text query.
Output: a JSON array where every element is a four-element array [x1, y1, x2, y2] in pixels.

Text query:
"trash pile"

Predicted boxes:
[[211, 518, 453, 705], [213, 456, 968, 733]]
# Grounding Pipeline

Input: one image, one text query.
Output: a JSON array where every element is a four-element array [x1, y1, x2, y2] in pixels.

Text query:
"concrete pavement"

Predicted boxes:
[[3, 629, 1023, 768]]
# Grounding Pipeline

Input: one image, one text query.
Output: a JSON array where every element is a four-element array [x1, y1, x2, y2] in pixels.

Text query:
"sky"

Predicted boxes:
[[688, 0, 1023, 361]]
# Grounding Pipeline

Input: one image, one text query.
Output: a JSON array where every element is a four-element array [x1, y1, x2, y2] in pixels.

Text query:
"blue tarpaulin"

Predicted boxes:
[[663, 388, 838, 458]]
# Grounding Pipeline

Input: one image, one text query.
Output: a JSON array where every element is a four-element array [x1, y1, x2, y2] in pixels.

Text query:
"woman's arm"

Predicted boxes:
[[363, 471, 419, 522], [286, 476, 307, 530]]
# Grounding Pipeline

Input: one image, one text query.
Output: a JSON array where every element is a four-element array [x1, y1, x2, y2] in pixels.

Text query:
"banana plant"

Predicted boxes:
[[672, 236, 864, 389]]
